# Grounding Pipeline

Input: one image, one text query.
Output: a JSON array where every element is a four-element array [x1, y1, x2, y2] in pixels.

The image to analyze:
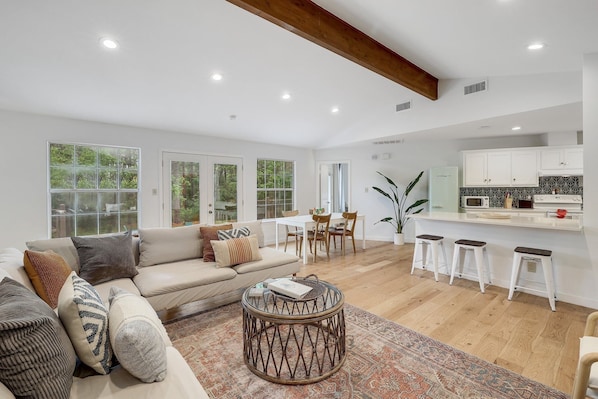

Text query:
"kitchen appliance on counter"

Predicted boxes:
[[461, 195, 490, 209], [532, 194, 583, 216]]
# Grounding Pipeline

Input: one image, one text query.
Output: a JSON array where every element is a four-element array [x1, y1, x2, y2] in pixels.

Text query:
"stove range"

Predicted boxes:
[[533, 194, 583, 213]]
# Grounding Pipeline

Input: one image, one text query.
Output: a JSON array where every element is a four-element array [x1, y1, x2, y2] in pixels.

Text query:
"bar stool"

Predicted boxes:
[[450, 239, 490, 293], [411, 234, 448, 281], [508, 246, 556, 311]]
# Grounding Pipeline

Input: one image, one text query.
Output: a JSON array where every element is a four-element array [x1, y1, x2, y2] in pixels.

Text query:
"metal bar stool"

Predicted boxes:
[[450, 239, 490, 293], [411, 234, 447, 281], [508, 246, 556, 311]]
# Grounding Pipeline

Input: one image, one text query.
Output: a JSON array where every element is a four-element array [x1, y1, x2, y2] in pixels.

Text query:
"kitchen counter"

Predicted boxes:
[[411, 211, 583, 231]]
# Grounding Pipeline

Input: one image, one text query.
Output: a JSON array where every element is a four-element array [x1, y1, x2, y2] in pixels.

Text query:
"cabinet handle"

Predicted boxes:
[[513, 178, 516, 181]]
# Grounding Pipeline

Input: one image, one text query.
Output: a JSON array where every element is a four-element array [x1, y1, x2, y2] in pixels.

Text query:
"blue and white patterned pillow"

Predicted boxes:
[[217, 226, 251, 241], [58, 272, 113, 374]]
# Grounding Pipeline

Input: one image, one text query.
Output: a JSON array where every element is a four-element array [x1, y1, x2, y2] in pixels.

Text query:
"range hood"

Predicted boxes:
[[538, 169, 583, 177]]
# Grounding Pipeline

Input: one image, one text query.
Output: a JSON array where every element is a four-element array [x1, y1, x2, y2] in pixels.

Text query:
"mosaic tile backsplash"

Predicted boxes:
[[460, 176, 583, 208]]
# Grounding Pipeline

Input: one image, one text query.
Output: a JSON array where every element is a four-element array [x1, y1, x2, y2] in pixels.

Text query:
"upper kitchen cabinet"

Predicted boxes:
[[463, 151, 511, 186], [539, 146, 583, 175], [511, 150, 539, 186]]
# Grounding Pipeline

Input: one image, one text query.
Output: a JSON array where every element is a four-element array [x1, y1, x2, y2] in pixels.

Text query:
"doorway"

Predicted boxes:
[[162, 152, 243, 227], [317, 161, 350, 213]]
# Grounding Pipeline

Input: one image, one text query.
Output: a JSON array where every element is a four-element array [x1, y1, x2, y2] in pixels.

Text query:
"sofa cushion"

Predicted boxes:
[[26, 237, 81, 273], [71, 231, 138, 285], [58, 272, 113, 374], [133, 258, 237, 298], [0, 278, 76, 399], [23, 250, 72, 309], [108, 287, 169, 383], [94, 277, 141, 305], [0, 248, 35, 291], [211, 235, 262, 268], [138, 224, 203, 267], [233, 247, 300, 274], [233, 220, 264, 247], [200, 224, 232, 262]]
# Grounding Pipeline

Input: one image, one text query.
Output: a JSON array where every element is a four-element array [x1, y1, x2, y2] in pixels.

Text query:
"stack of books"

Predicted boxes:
[[267, 279, 313, 299]]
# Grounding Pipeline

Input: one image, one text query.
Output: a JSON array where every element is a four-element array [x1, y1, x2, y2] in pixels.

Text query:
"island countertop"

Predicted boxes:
[[410, 211, 583, 231]]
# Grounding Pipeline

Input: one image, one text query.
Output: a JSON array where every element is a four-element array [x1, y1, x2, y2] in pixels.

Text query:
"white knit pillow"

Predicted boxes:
[[108, 287, 169, 383]]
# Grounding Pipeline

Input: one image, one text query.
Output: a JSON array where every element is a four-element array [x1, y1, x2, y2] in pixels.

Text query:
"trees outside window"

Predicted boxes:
[[257, 159, 294, 219]]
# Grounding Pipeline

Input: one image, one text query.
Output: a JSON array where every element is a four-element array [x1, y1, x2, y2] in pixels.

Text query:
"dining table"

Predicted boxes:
[[275, 213, 366, 264]]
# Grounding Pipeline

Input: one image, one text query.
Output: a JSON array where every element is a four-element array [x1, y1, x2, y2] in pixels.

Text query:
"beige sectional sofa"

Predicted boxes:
[[0, 220, 300, 399]]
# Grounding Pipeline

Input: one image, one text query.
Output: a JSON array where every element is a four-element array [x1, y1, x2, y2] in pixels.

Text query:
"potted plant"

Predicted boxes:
[[373, 170, 428, 245]]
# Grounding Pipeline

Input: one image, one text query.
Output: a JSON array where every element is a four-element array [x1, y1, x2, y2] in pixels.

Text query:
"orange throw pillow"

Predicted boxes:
[[199, 224, 232, 262], [23, 250, 72, 309]]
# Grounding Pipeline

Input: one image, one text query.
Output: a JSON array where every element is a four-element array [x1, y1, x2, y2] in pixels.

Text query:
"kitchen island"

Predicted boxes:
[[409, 212, 592, 308]]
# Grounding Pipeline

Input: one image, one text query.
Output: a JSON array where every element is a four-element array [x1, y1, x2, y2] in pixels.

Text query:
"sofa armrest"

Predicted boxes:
[[0, 382, 15, 399]]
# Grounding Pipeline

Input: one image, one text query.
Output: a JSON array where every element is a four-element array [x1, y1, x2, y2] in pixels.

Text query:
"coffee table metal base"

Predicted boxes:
[[242, 307, 346, 385]]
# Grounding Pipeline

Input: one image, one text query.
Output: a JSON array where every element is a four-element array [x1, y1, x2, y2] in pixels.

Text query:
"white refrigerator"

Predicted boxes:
[[428, 166, 459, 213]]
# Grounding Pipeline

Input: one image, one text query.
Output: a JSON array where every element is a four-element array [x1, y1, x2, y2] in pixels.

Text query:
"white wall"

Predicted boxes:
[[0, 109, 315, 249]]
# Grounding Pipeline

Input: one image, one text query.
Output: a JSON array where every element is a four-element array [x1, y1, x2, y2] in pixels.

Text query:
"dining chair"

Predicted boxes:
[[328, 211, 358, 255], [281, 210, 301, 255], [299, 213, 331, 262]]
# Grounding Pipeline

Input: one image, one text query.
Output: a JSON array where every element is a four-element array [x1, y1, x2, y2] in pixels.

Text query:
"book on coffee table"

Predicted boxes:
[[267, 279, 313, 299]]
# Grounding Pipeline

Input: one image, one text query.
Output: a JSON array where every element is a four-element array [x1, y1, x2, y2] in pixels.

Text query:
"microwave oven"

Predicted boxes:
[[462, 196, 490, 209]]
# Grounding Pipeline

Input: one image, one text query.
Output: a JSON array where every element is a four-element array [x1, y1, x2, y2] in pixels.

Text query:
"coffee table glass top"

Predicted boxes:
[[242, 275, 344, 320]]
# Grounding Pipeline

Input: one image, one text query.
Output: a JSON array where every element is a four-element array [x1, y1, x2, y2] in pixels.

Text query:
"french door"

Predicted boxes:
[[162, 152, 243, 227]]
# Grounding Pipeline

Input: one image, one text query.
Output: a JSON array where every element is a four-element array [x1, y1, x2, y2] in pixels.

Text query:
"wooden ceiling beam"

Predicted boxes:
[[226, 0, 438, 100]]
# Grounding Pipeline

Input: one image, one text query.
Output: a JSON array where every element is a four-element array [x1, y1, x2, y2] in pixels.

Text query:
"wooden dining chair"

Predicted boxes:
[[281, 210, 301, 255], [329, 211, 358, 255], [299, 214, 331, 262]]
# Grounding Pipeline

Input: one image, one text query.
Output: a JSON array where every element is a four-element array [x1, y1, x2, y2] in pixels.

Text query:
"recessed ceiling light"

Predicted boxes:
[[211, 73, 223, 81], [331, 106, 340, 114], [527, 43, 544, 50], [100, 38, 119, 49], [281, 92, 291, 100], [512, 126, 522, 131]]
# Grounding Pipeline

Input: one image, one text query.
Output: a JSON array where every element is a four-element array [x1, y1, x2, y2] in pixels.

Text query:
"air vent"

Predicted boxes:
[[372, 139, 404, 145], [395, 101, 411, 112], [464, 80, 488, 95]]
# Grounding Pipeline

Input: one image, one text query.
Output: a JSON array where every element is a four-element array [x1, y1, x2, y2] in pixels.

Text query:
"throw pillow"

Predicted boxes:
[[108, 287, 169, 383], [217, 226, 250, 241], [58, 271, 113, 374], [71, 231, 138, 285], [211, 234, 262, 268], [23, 250, 72, 309], [199, 224, 232, 262], [0, 278, 76, 399]]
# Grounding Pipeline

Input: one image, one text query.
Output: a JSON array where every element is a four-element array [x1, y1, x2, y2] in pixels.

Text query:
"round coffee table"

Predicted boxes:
[[241, 276, 346, 385]]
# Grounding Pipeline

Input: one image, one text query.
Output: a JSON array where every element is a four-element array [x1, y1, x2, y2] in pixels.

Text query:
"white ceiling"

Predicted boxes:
[[0, 0, 596, 149]]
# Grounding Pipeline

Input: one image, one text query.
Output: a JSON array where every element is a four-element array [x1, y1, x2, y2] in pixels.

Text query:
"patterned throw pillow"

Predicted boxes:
[[108, 287, 169, 383], [71, 231, 138, 285], [58, 272, 113, 374], [211, 235, 262, 268], [217, 226, 251, 241], [0, 278, 76, 399], [199, 224, 233, 262], [23, 250, 72, 309]]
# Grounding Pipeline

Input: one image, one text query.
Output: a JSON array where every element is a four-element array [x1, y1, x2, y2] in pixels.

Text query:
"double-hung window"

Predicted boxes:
[[256, 159, 294, 219], [48, 142, 140, 237]]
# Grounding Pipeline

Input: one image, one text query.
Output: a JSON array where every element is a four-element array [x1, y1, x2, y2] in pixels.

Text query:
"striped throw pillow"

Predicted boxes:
[[211, 235, 262, 268]]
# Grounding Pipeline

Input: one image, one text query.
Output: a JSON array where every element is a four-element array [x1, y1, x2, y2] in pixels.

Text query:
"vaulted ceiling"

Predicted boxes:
[[0, 0, 596, 148]]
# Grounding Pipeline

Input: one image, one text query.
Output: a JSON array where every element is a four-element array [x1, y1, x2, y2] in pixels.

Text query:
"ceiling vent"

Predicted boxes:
[[464, 80, 488, 95], [395, 101, 411, 112], [372, 139, 404, 145]]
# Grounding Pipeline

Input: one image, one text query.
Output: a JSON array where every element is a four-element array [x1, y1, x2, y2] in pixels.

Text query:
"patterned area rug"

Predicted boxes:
[[165, 302, 568, 399]]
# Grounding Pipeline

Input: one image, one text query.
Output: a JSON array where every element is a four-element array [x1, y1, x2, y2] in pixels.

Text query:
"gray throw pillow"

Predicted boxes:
[[0, 278, 77, 399], [217, 226, 251, 240], [71, 231, 137, 285], [108, 287, 169, 382]]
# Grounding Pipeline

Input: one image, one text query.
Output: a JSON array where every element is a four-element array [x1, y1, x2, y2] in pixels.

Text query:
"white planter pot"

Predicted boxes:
[[393, 233, 405, 245]]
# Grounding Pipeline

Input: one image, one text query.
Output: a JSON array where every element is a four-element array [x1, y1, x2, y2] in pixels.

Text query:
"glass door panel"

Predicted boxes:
[[210, 157, 242, 224]]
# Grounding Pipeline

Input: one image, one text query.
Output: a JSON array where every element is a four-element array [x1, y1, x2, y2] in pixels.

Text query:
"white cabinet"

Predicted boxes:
[[539, 146, 583, 173], [463, 151, 511, 186], [511, 150, 539, 186]]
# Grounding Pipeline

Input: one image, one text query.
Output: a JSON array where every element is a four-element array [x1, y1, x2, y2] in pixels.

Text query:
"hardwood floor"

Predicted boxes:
[[291, 240, 593, 395]]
